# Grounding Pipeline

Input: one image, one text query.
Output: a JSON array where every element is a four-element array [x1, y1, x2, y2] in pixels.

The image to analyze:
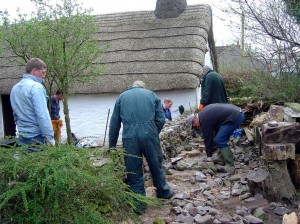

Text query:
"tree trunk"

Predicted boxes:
[[247, 160, 297, 202], [62, 93, 73, 145]]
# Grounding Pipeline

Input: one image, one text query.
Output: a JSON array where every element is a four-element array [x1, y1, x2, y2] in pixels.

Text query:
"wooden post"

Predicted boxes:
[[103, 109, 110, 147]]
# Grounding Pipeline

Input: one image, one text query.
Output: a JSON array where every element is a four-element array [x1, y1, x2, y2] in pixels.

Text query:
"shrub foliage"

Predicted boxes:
[[222, 71, 300, 103], [0, 145, 156, 223]]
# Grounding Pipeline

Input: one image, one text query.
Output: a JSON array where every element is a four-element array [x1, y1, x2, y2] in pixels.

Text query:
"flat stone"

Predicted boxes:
[[282, 212, 298, 224], [185, 149, 202, 157], [188, 206, 198, 217], [171, 157, 183, 164], [274, 206, 291, 216], [197, 206, 208, 215], [170, 206, 182, 215], [184, 145, 193, 151], [174, 192, 190, 200], [176, 214, 194, 224], [244, 215, 263, 223], [232, 189, 243, 196], [194, 214, 214, 224]]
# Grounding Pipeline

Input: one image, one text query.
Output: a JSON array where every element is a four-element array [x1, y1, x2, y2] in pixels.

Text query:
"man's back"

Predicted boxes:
[[10, 75, 45, 135], [10, 58, 55, 146], [109, 86, 165, 147], [119, 87, 158, 123], [108, 81, 173, 202], [199, 103, 240, 127], [201, 70, 228, 106]]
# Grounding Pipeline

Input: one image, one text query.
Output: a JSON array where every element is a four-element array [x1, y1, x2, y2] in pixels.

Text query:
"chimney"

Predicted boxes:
[[155, 0, 187, 19]]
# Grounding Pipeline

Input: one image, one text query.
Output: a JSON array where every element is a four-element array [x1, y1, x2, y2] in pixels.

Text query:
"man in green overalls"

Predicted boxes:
[[109, 80, 174, 213]]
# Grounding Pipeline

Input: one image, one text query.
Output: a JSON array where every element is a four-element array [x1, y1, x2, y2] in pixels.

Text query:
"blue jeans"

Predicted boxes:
[[18, 134, 46, 146], [215, 112, 245, 149]]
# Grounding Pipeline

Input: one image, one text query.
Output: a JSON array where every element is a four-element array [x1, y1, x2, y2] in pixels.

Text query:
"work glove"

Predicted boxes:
[[198, 103, 204, 111]]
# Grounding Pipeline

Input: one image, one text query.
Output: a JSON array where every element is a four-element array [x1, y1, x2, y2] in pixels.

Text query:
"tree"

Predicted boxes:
[[0, 0, 103, 144], [223, 0, 300, 76], [284, 0, 300, 23]]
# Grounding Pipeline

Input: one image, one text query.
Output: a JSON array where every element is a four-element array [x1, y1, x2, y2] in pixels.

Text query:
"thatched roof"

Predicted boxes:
[[0, 4, 212, 94]]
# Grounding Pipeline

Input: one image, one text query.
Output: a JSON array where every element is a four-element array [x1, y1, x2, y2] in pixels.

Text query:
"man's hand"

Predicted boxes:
[[198, 103, 204, 111], [46, 138, 55, 147]]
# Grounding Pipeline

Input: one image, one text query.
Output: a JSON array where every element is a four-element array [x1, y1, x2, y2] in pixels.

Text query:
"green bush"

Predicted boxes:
[[223, 71, 300, 103], [221, 71, 253, 97], [0, 145, 159, 223]]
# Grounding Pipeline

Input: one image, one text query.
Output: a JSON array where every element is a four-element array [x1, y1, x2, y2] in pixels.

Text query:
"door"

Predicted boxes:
[[1, 95, 16, 136]]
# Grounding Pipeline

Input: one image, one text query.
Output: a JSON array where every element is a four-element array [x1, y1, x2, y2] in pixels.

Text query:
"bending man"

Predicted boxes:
[[188, 103, 244, 174]]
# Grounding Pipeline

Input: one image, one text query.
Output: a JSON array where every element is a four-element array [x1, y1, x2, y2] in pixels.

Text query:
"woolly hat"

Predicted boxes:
[[187, 114, 196, 128], [202, 65, 212, 72]]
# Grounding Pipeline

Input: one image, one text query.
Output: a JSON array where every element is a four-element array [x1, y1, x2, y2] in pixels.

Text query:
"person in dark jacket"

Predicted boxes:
[[162, 98, 173, 121], [187, 103, 244, 174], [49, 90, 63, 142], [199, 66, 228, 111], [109, 80, 174, 213]]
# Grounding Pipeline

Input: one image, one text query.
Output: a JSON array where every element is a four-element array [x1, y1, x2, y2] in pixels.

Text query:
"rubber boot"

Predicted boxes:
[[212, 150, 225, 165], [220, 147, 235, 174]]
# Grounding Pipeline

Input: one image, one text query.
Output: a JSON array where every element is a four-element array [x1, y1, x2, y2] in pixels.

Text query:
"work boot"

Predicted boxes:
[[212, 150, 225, 165], [220, 147, 235, 174], [134, 201, 147, 215], [157, 190, 175, 200]]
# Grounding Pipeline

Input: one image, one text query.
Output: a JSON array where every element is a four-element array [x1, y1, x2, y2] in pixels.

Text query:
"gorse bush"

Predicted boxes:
[[0, 145, 159, 223]]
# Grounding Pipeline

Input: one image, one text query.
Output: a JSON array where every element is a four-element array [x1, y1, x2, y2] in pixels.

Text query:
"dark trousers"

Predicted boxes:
[[123, 133, 171, 198]]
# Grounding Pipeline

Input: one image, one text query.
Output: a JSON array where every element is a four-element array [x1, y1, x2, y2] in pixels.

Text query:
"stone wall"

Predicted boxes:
[[160, 115, 194, 160]]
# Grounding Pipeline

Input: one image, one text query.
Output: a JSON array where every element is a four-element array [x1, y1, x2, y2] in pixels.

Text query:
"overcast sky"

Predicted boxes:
[[1, 0, 238, 45]]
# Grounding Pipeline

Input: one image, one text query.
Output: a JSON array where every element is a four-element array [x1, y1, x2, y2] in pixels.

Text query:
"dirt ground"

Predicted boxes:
[[138, 166, 300, 224]]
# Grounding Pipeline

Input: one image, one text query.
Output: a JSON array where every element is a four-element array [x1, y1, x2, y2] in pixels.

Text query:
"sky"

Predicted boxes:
[[1, 0, 238, 45]]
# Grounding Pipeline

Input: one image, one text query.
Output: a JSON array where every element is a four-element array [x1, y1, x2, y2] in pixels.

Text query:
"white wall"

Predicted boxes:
[[205, 43, 213, 68], [60, 93, 119, 143], [156, 89, 199, 118], [0, 97, 4, 138], [60, 89, 198, 144]]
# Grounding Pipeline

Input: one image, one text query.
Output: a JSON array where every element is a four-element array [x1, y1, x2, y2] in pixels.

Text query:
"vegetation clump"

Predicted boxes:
[[223, 71, 300, 103], [0, 145, 158, 223]]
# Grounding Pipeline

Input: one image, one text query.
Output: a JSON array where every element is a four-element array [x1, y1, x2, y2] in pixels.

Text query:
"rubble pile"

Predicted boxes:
[[139, 112, 300, 224], [159, 118, 194, 159]]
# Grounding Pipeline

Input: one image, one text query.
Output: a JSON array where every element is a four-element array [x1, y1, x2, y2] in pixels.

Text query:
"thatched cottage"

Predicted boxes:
[[0, 4, 215, 142]]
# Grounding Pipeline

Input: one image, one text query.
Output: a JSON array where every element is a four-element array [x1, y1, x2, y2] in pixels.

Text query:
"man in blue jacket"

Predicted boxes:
[[10, 58, 55, 146], [109, 80, 173, 213], [162, 98, 173, 121]]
